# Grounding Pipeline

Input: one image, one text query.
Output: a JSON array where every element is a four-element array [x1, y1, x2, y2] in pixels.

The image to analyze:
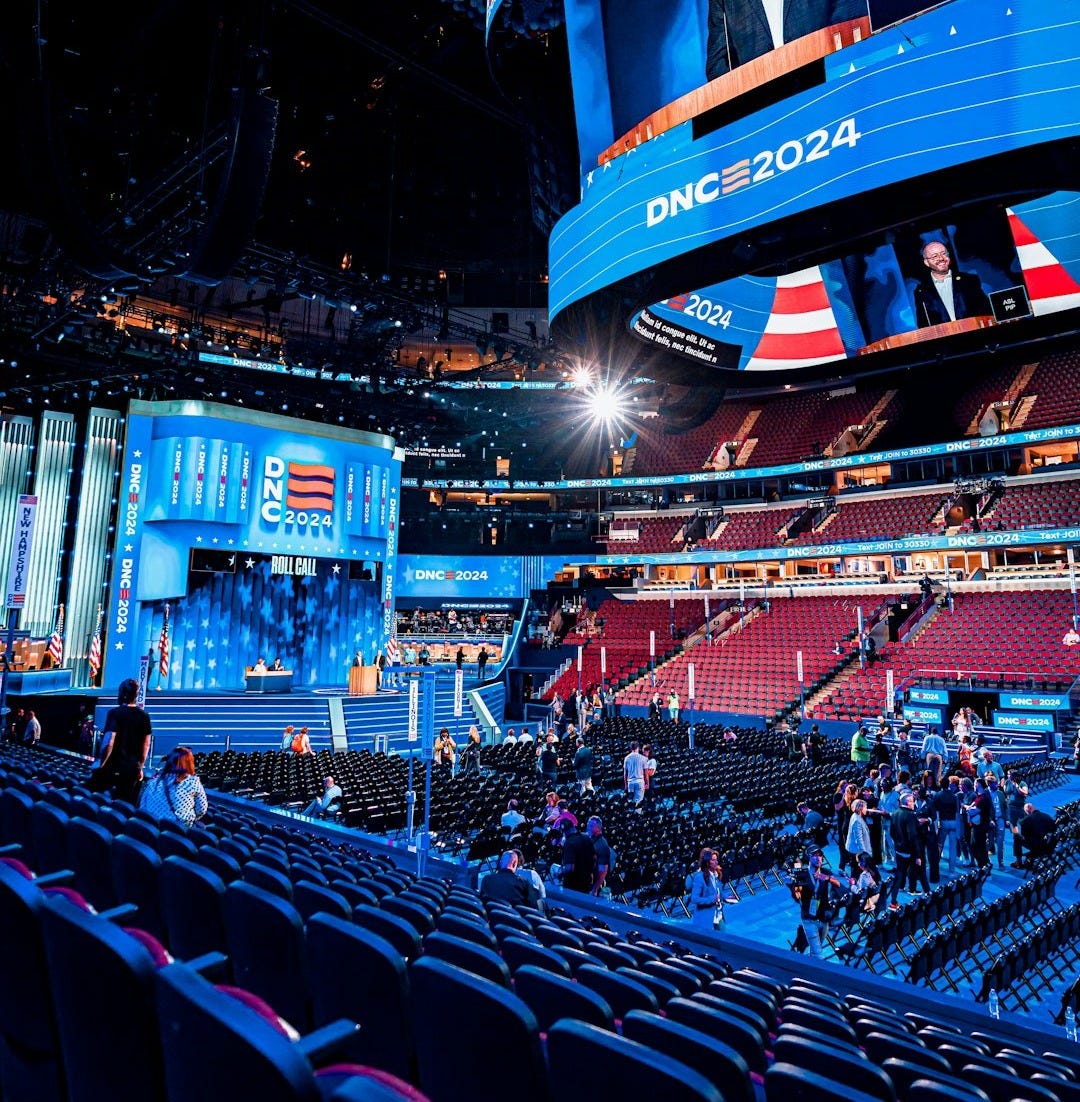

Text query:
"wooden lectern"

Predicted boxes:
[[348, 664, 378, 696]]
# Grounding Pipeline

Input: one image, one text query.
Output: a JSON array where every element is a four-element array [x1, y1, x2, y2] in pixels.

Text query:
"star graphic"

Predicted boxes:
[[245, 558, 255, 568], [114, 640, 124, 651], [186, 639, 196, 652], [207, 658, 217, 670], [124, 543, 133, 552], [228, 555, 235, 566], [133, 450, 142, 458], [332, 563, 341, 574], [200, 618, 210, 630], [195, 536, 203, 543], [211, 537, 219, 545], [227, 539, 234, 546]]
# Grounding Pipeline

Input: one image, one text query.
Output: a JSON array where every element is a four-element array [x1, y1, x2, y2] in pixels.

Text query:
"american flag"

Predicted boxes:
[[385, 636, 400, 664], [158, 603, 171, 680], [47, 604, 65, 667], [88, 606, 103, 681]]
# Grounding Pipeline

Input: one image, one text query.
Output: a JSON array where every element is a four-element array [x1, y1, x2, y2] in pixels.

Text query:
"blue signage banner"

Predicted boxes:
[[549, 1, 1080, 331], [903, 704, 942, 725], [402, 421, 1080, 494], [908, 687, 950, 705], [999, 692, 1071, 711], [395, 555, 526, 600], [993, 711, 1055, 732]]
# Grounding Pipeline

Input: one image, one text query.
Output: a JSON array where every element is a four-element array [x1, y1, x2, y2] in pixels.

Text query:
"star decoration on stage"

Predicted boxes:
[[195, 536, 203, 543], [201, 618, 210, 630], [132, 450, 142, 458], [114, 641, 124, 650], [245, 558, 255, 569], [332, 564, 341, 574], [228, 555, 236, 566], [124, 544, 133, 552]]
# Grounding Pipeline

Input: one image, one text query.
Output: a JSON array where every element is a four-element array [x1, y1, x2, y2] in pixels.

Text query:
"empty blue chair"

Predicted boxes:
[[155, 962, 421, 1102], [546, 1019, 723, 1102], [39, 896, 165, 1102], [112, 835, 166, 942], [307, 913, 415, 1083], [160, 856, 228, 960], [224, 880, 311, 1030], [67, 817, 117, 910], [410, 957, 546, 1102], [0, 860, 65, 1102]]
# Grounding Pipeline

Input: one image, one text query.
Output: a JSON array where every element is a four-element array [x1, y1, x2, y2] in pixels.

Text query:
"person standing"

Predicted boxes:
[[888, 791, 923, 908], [23, 710, 41, 747], [688, 847, 722, 930], [913, 785, 940, 884], [433, 727, 456, 771], [987, 776, 1007, 870], [559, 820, 596, 893], [850, 725, 870, 771], [932, 776, 961, 874], [458, 728, 482, 777], [455, 646, 465, 670], [476, 647, 489, 681], [89, 678, 151, 805], [623, 741, 649, 806], [1004, 770, 1030, 867], [797, 847, 846, 958], [586, 816, 611, 897], [573, 738, 594, 795], [967, 778, 994, 870], [921, 726, 946, 787], [845, 799, 873, 873], [668, 690, 680, 723], [291, 727, 313, 755]]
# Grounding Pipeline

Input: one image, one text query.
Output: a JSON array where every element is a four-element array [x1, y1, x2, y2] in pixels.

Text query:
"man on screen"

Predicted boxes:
[[913, 240, 992, 327], [706, 0, 867, 80]]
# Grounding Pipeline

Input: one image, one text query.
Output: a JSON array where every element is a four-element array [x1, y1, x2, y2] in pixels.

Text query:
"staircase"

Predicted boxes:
[[735, 438, 759, 467], [1004, 362, 1039, 404], [1009, 393, 1039, 431]]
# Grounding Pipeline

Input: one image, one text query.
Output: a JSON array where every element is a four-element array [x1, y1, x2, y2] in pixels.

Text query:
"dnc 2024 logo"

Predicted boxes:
[[260, 456, 335, 529]]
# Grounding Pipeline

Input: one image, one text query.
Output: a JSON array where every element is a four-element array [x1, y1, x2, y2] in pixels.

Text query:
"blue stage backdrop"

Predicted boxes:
[[102, 400, 402, 691]]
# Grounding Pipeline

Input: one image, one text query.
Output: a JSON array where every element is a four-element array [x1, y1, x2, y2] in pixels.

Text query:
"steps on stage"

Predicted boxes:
[[143, 680, 503, 756]]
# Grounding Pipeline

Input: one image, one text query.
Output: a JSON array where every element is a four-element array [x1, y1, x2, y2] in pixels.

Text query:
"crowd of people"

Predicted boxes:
[[791, 716, 1057, 957], [394, 608, 513, 637]]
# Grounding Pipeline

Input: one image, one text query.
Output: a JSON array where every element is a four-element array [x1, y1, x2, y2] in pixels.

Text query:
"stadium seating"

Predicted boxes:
[[811, 589, 1080, 721]]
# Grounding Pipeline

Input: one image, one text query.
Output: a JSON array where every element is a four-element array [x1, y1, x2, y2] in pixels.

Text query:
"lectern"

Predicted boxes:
[[348, 664, 378, 696]]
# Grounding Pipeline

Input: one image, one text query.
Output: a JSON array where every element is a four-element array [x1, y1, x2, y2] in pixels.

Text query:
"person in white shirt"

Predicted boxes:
[[501, 799, 526, 833]]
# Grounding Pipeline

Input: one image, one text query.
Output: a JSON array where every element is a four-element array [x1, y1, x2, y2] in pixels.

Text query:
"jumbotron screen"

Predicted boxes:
[[550, 0, 1080, 375]]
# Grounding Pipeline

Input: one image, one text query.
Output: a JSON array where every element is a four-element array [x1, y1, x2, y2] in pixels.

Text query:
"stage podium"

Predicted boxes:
[[348, 664, 379, 696]]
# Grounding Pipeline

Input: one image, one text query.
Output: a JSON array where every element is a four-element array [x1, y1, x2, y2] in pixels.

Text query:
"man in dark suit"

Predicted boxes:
[[706, 0, 867, 80], [913, 240, 992, 327]]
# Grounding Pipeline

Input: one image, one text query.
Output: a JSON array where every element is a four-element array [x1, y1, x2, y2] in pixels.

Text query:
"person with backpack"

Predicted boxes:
[[291, 727, 312, 755]]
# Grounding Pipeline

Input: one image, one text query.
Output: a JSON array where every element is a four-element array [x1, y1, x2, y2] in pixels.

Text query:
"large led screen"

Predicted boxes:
[[550, 0, 1080, 374], [103, 401, 402, 691]]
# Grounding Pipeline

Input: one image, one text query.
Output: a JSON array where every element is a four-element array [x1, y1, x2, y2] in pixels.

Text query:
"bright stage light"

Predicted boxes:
[[571, 365, 592, 388], [585, 382, 624, 422]]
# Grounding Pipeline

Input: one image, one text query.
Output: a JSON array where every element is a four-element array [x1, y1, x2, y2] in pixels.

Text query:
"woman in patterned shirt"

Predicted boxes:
[[141, 746, 208, 829]]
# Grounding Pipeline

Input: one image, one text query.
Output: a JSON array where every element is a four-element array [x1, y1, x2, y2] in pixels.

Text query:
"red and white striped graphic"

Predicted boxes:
[[1007, 208, 1080, 316], [744, 266, 847, 371], [385, 636, 400, 664]]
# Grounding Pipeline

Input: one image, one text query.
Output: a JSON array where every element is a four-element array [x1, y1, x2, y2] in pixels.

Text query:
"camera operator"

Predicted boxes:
[[793, 846, 850, 958]]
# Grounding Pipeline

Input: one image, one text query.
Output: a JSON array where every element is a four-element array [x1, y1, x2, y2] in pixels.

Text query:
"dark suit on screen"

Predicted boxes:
[[706, 0, 867, 80], [913, 270, 992, 327]]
